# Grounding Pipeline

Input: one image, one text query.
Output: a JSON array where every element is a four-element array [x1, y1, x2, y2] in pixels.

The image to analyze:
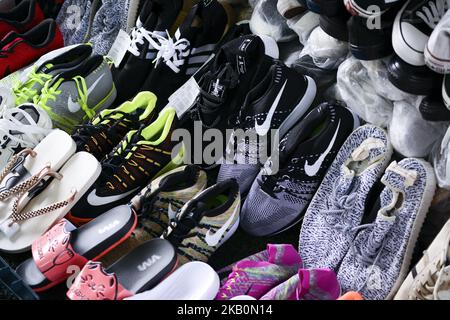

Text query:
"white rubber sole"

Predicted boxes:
[[425, 45, 450, 74], [443, 76, 450, 109], [0, 152, 101, 253], [386, 159, 437, 300], [258, 34, 280, 59], [392, 1, 426, 66], [126, 261, 220, 300]]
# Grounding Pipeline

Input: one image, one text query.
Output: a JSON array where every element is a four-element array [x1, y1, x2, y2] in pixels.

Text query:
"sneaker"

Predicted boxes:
[[141, 0, 234, 109], [67, 107, 183, 225], [218, 62, 317, 195], [164, 179, 240, 265], [13, 43, 93, 105], [277, 0, 307, 19], [444, 74, 450, 108], [0, 19, 64, 79], [250, 0, 297, 42], [344, 0, 402, 18], [0, 104, 52, 170], [306, 0, 346, 17], [299, 125, 393, 270], [216, 244, 302, 300], [425, 9, 450, 73], [319, 11, 351, 42], [0, 0, 45, 39], [241, 102, 360, 237], [260, 268, 341, 300], [395, 219, 450, 300], [72, 91, 158, 161], [392, 0, 448, 67], [387, 53, 442, 95], [33, 54, 117, 133], [419, 87, 450, 122], [112, 0, 188, 104], [337, 158, 436, 300]]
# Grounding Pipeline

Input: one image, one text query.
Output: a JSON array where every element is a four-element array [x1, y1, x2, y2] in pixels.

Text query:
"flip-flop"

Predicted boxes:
[[67, 239, 178, 300], [126, 261, 220, 300], [0, 129, 76, 221], [0, 152, 101, 253], [16, 205, 137, 293]]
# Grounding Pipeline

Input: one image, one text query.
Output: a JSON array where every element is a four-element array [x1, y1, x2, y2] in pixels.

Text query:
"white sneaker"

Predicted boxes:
[[425, 9, 450, 73], [395, 219, 450, 300]]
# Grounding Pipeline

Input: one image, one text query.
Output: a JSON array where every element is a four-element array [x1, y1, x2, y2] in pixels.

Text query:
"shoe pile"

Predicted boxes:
[[0, 0, 447, 302]]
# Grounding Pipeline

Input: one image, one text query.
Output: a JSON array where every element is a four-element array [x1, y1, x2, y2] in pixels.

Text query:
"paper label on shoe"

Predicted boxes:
[[107, 29, 132, 68], [167, 76, 201, 117]]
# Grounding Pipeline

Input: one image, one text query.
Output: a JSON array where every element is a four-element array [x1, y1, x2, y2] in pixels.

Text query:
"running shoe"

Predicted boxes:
[[0, 19, 64, 79], [299, 125, 393, 270], [141, 0, 235, 109], [33, 54, 117, 133], [0, 0, 45, 39], [67, 107, 183, 225], [425, 9, 450, 73], [72, 91, 157, 161], [13, 43, 93, 105], [337, 159, 436, 300], [216, 244, 302, 300], [164, 179, 240, 265], [241, 102, 360, 237], [218, 62, 317, 195], [0, 104, 52, 170], [392, 0, 448, 67], [260, 268, 341, 300], [113, 0, 193, 104]]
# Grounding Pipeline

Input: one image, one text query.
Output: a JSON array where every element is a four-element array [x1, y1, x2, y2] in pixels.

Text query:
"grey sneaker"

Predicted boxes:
[[299, 124, 393, 270], [425, 9, 450, 74], [240, 102, 360, 237], [33, 55, 116, 133], [395, 219, 450, 300], [337, 158, 436, 300]]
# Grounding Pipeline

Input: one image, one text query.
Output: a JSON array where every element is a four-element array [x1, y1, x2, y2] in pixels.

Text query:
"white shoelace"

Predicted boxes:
[[149, 30, 191, 73], [128, 27, 164, 57], [0, 107, 51, 147], [416, 0, 448, 29]]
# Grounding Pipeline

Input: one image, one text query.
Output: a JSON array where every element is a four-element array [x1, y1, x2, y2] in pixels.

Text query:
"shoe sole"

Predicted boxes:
[[443, 76, 450, 109], [392, 2, 426, 66], [425, 45, 450, 74], [386, 159, 436, 300]]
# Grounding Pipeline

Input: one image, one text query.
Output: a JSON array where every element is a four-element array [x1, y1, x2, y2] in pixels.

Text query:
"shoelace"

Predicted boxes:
[[416, 0, 448, 28], [13, 67, 52, 104], [128, 27, 163, 57], [0, 107, 51, 147], [150, 31, 191, 73], [413, 270, 440, 299]]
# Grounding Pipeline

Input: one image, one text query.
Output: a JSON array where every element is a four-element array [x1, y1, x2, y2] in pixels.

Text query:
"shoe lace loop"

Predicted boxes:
[[151, 30, 190, 73], [416, 0, 448, 28], [128, 28, 162, 57]]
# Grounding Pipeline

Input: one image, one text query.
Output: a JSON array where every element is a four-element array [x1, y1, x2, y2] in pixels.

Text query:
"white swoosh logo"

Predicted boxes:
[[304, 119, 341, 177], [67, 74, 105, 114], [255, 80, 287, 136], [87, 187, 140, 206], [168, 203, 178, 220], [204, 204, 239, 247]]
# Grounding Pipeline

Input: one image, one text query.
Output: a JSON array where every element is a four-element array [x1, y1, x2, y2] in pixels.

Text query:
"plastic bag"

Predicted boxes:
[[431, 127, 450, 189], [286, 11, 320, 45]]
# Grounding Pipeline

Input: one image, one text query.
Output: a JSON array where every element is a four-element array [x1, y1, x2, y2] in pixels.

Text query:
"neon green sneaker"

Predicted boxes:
[[34, 54, 117, 133]]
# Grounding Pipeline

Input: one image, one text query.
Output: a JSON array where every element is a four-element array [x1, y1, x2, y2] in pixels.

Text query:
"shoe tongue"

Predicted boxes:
[[219, 36, 262, 75]]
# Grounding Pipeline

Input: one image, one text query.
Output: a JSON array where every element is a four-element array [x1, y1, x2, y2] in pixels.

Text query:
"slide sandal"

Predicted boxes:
[[0, 152, 101, 253], [0, 129, 76, 220], [126, 261, 220, 300], [16, 205, 137, 293], [67, 239, 178, 300]]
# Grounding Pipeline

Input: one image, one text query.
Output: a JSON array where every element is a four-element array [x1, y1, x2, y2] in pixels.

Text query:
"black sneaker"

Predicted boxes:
[[112, 0, 187, 104], [217, 62, 317, 194], [444, 74, 450, 108], [392, 0, 448, 67], [344, 0, 403, 18], [319, 10, 351, 42], [141, 0, 234, 110], [241, 101, 361, 237], [307, 0, 346, 17], [419, 87, 450, 122], [387, 53, 442, 95]]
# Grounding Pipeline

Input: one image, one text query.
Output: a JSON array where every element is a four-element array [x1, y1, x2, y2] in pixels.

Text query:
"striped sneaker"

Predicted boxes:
[[164, 178, 240, 265]]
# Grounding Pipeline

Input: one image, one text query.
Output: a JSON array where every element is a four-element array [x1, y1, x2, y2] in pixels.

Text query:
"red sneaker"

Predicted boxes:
[[0, 0, 45, 39], [0, 19, 64, 78]]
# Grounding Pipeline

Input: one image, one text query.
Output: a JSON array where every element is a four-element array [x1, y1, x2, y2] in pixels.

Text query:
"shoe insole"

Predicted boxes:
[[16, 205, 137, 289], [107, 238, 177, 294]]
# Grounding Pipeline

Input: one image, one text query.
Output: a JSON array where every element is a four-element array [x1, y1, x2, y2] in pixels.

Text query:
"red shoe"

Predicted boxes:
[[0, 0, 44, 39], [0, 19, 64, 78]]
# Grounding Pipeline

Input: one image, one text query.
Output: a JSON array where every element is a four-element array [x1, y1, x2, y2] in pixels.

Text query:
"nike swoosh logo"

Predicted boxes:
[[204, 204, 239, 247], [168, 203, 178, 220], [255, 79, 287, 136], [87, 187, 140, 206], [67, 74, 106, 114], [304, 119, 341, 177]]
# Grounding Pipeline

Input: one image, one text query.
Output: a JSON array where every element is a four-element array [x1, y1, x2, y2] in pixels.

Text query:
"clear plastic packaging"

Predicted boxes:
[[431, 127, 450, 189], [286, 11, 320, 45]]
